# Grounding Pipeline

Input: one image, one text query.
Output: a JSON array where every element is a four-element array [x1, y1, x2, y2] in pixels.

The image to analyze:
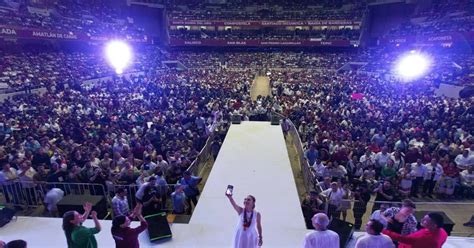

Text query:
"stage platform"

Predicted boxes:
[[2, 122, 474, 247], [2, 216, 474, 247]]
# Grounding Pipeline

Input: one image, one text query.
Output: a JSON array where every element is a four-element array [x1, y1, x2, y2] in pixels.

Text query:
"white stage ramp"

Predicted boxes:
[[161, 121, 308, 247]]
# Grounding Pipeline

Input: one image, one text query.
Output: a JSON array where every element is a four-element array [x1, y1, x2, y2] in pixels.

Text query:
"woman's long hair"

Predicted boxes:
[[112, 215, 127, 234], [62, 211, 77, 247]]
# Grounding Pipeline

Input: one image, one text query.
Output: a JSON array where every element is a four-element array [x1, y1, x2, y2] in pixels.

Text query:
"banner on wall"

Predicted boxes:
[[169, 19, 361, 27], [380, 31, 474, 46], [169, 38, 352, 47], [0, 25, 149, 43]]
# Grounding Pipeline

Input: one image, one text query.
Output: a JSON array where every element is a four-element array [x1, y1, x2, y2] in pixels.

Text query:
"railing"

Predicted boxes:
[[1, 180, 107, 209], [272, 112, 319, 194], [0, 180, 195, 218]]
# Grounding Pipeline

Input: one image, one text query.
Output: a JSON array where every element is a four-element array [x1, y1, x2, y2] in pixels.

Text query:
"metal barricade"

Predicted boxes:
[[1, 180, 107, 211]]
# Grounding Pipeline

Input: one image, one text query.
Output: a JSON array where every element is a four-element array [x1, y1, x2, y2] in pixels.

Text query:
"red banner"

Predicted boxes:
[[0, 25, 149, 43], [380, 32, 474, 46], [169, 38, 352, 47], [169, 19, 361, 27]]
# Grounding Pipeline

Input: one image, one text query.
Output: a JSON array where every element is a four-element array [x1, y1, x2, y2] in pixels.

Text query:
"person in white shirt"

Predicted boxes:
[[156, 155, 169, 172], [142, 155, 157, 172], [410, 159, 427, 197], [375, 147, 391, 173], [311, 159, 325, 179], [369, 203, 389, 228], [322, 182, 344, 220], [455, 149, 474, 170], [303, 213, 340, 248], [44, 186, 64, 217], [409, 137, 424, 149], [0, 161, 19, 205], [17, 161, 37, 206], [355, 219, 394, 248], [360, 150, 375, 169], [422, 159, 444, 197]]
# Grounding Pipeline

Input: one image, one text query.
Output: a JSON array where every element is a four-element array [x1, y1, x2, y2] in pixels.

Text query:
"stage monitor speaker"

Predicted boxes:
[[145, 212, 172, 242], [328, 218, 354, 248], [231, 114, 241, 124], [57, 195, 107, 219], [270, 114, 280, 125]]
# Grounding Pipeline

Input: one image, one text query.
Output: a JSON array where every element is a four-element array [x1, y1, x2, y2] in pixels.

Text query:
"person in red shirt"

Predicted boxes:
[[383, 212, 447, 248], [111, 203, 148, 248]]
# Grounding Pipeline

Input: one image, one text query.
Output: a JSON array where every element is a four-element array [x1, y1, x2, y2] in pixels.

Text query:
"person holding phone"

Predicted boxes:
[[225, 186, 263, 248]]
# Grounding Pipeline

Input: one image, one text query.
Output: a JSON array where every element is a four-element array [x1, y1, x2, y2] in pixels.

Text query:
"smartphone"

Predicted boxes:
[[226, 185, 234, 196]]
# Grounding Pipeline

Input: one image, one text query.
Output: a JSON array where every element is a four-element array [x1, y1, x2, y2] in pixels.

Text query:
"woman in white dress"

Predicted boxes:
[[226, 193, 263, 247]]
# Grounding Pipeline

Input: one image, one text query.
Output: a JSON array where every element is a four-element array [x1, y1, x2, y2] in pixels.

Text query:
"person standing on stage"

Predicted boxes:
[[62, 202, 102, 248], [383, 212, 448, 248], [355, 219, 394, 248], [111, 203, 148, 248], [226, 192, 263, 248], [302, 213, 340, 248]]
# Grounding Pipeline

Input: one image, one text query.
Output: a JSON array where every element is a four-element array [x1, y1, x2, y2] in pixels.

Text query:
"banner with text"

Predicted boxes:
[[381, 32, 474, 46], [169, 38, 351, 47], [0, 25, 149, 43], [169, 19, 361, 27]]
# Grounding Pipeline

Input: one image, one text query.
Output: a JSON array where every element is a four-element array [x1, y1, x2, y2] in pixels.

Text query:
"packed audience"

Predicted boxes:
[[0, 57, 254, 215], [0, 0, 145, 39], [386, 0, 474, 37], [0, 47, 166, 89], [167, 0, 366, 21], [170, 28, 360, 41], [0, 47, 472, 235]]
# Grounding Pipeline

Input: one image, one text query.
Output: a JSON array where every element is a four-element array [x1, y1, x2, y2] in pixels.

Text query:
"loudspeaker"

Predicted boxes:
[[57, 195, 107, 219], [231, 114, 241, 124], [328, 218, 354, 248], [270, 114, 280, 125], [145, 212, 172, 242], [0, 207, 16, 227]]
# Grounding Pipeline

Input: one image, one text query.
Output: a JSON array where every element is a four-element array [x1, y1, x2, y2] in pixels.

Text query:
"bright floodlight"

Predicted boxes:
[[396, 52, 430, 81], [105, 41, 132, 74]]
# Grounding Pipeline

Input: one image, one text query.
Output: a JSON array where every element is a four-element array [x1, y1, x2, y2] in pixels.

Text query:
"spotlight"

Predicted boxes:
[[395, 52, 431, 81], [105, 41, 132, 74]]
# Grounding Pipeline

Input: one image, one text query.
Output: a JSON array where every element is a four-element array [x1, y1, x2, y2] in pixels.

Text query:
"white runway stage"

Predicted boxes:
[[2, 122, 474, 247], [162, 121, 308, 247]]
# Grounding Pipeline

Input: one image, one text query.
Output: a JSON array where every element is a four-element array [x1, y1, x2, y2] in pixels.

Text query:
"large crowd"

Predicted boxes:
[[386, 0, 474, 37], [170, 28, 360, 41], [167, 0, 366, 21], [0, 0, 145, 39]]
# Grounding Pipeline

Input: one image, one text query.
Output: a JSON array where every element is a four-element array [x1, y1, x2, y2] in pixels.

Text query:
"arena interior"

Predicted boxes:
[[0, 0, 474, 247]]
